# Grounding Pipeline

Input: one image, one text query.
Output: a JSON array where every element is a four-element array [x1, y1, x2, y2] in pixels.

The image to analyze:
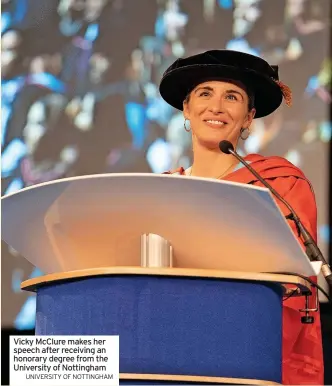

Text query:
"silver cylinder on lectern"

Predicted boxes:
[[141, 233, 173, 268]]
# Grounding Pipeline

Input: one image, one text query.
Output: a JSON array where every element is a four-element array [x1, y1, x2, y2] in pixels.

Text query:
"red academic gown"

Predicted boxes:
[[165, 153, 324, 385]]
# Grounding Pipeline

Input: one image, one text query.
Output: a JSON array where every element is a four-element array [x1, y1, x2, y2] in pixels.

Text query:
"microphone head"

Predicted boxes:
[[219, 140, 234, 154]]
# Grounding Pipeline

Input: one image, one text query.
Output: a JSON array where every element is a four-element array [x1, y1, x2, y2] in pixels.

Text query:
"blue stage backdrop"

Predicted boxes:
[[1, 0, 331, 329]]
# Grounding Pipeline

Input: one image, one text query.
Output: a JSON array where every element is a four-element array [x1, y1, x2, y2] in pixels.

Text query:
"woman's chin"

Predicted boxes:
[[198, 135, 229, 150]]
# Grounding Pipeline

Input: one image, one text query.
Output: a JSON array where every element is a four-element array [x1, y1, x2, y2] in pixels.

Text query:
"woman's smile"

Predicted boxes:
[[204, 119, 228, 129]]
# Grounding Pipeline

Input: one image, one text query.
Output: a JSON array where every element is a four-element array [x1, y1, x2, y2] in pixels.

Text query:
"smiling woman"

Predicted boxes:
[[183, 80, 255, 173], [160, 49, 324, 385]]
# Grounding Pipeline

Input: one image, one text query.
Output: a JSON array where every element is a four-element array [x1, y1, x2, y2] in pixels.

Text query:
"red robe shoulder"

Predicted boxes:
[[224, 154, 317, 242]]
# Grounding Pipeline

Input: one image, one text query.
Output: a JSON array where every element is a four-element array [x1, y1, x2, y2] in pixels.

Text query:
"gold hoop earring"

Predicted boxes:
[[240, 127, 250, 140], [184, 119, 191, 132]]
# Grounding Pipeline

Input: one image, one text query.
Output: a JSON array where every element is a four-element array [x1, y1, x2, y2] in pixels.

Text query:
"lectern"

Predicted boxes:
[[2, 174, 315, 385]]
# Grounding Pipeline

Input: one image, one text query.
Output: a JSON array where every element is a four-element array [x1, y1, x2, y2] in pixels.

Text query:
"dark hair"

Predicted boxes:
[[184, 80, 255, 111]]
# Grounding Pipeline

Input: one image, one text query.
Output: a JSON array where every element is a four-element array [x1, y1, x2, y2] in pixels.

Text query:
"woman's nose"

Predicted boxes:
[[208, 97, 225, 114]]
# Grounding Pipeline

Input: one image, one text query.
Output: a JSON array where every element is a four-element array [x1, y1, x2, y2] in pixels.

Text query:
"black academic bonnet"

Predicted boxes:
[[159, 50, 292, 118]]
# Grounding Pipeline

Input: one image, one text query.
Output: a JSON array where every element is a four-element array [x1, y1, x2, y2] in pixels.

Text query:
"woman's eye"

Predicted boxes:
[[226, 94, 237, 101], [199, 91, 210, 97]]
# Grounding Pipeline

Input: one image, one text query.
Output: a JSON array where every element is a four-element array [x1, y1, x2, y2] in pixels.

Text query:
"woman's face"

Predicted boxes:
[[183, 80, 256, 150]]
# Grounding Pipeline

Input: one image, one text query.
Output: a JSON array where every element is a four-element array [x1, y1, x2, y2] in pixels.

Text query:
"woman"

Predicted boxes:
[[159, 50, 324, 385]]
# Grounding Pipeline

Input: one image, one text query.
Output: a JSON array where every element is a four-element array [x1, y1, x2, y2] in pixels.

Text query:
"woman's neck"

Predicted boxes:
[[190, 141, 238, 179]]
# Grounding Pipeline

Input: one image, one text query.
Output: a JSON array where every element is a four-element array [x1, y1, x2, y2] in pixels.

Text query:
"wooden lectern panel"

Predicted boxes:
[[120, 372, 281, 384], [21, 266, 311, 295]]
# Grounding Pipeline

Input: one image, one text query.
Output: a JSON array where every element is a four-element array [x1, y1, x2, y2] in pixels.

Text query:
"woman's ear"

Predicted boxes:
[[183, 100, 189, 120], [245, 108, 256, 128]]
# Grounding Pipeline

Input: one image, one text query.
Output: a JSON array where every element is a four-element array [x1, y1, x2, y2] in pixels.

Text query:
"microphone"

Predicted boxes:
[[219, 140, 332, 286]]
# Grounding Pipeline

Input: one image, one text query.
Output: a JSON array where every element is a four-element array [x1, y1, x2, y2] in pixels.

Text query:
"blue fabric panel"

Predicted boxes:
[[35, 275, 282, 382]]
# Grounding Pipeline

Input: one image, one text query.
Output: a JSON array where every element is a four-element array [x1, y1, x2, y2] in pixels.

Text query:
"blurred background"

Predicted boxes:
[[1, 0, 332, 383]]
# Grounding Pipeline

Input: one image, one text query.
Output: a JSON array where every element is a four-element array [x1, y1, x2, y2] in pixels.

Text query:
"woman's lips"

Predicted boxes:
[[204, 119, 227, 128]]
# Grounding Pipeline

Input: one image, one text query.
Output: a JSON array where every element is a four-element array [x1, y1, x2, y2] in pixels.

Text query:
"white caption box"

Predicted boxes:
[[10, 335, 119, 385]]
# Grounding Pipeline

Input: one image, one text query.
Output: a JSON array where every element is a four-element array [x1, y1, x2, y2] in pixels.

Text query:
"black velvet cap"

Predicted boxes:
[[159, 50, 288, 118]]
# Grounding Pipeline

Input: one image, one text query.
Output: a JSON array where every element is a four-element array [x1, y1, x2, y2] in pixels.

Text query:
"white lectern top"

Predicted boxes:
[[1, 173, 315, 276]]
